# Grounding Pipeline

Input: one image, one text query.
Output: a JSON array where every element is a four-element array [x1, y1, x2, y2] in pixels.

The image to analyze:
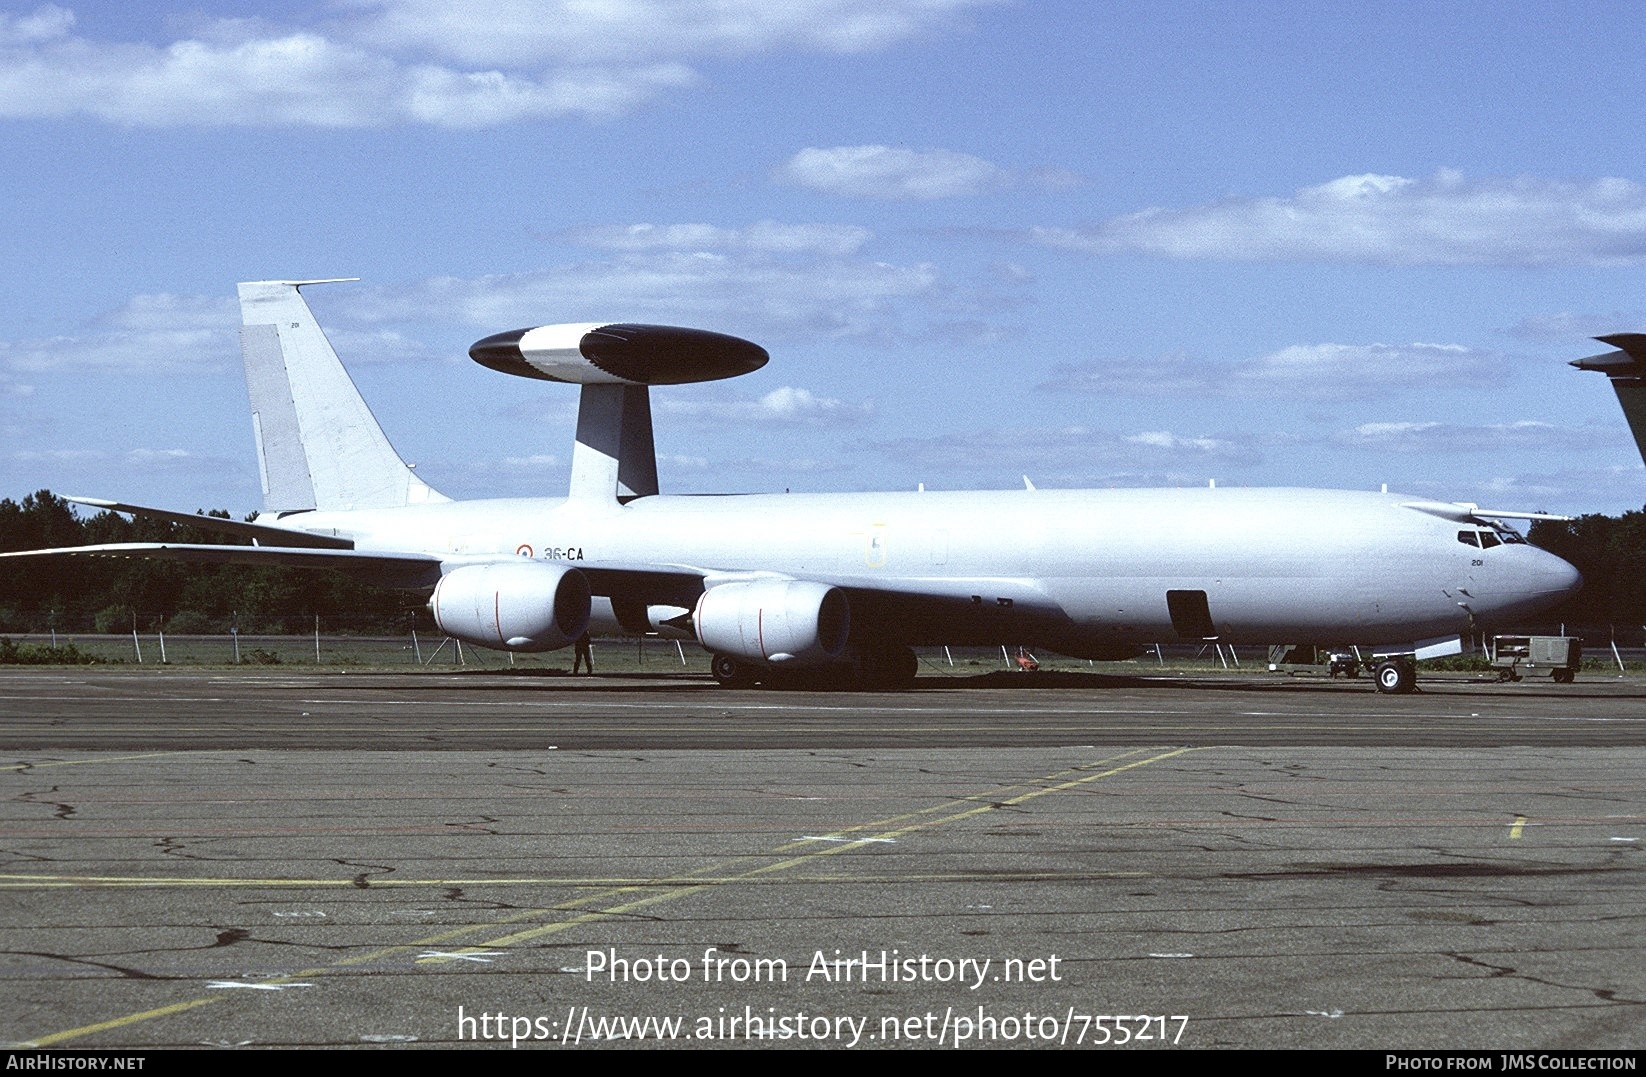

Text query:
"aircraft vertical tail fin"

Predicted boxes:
[[238, 279, 448, 513], [1572, 333, 1646, 467]]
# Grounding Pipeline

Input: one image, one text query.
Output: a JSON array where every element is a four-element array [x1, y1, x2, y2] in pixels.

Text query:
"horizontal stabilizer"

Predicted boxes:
[[1572, 334, 1646, 377], [1591, 333, 1646, 365], [64, 496, 353, 549]]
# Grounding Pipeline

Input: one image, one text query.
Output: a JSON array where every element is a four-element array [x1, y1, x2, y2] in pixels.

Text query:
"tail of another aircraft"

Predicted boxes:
[[238, 279, 448, 513], [1572, 333, 1646, 467]]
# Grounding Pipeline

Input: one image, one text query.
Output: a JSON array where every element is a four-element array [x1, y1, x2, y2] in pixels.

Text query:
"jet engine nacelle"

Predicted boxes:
[[429, 561, 591, 652], [694, 579, 850, 666], [469, 322, 769, 385]]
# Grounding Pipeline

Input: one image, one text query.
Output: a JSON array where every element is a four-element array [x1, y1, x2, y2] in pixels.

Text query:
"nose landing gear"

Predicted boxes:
[[1374, 657, 1418, 694]]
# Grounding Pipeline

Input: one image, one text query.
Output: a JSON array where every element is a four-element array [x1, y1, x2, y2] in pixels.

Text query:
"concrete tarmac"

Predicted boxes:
[[2, 668, 1643, 1050]]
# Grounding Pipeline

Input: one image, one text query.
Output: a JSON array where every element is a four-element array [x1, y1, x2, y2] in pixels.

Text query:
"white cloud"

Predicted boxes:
[[1237, 342, 1499, 388], [1042, 342, 1504, 398], [1, 328, 229, 374], [1336, 420, 1617, 455], [1031, 171, 1646, 267], [1397, 465, 1645, 515], [874, 425, 1265, 475], [324, 327, 449, 365], [9, 448, 102, 463], [8, 446, 232, 475], [1040, 351, 1233, 398], [0, 289, 463, 376], [1125, 430, 1241, 454], [0, 3, 71, 45], [123, 448, 221, 473], [0, 22, 696, 127], [0, 292, 233, 373], [707, 455, 852, 477], [345, 254, 944, 342], [354, 0, 998, 65], [1508, 311, 1646, 344], [778, 145, 1016, 200], [565, 221, 873, 256], [656, 452, 710, 471], [95, 292, 235, 332], [657, 385, 873, 426], [0, 1, 993, 128]]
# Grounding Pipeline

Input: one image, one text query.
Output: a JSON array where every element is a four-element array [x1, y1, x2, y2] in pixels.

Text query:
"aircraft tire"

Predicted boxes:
[[1374, 659, 1416, 694], [711, 653, 759, 688], [858, 645, 918, 690]]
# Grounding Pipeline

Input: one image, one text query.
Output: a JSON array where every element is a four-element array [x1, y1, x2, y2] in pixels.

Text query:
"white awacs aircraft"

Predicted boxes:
[[4, 280, 1581, 693]]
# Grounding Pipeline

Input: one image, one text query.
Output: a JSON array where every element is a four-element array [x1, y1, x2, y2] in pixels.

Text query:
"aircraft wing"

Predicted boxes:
[[0, 534, 1056, 643], [0, 543, 444, 589], [825, 574, 1066, 642], [0, 543, 718, 599], [579, 563, 710, 608], [1398, 501, 1571, 523]]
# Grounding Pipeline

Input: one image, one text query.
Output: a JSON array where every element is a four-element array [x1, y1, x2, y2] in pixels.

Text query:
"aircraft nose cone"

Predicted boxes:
[[1469, 548, 1582, 624], [1513, 549, 1583, 608], [1546, 554, 1583, 600]]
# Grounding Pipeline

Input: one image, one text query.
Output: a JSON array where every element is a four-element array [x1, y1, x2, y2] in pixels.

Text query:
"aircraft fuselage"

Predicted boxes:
[[271, 485, 1579, 653]]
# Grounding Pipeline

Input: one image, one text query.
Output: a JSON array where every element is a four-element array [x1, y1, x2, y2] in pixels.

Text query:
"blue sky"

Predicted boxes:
[[3, 0, 1645, 515]]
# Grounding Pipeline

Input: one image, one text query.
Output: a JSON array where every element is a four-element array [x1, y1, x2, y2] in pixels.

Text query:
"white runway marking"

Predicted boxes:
[[207, 981, 313, 991], [420, 950, 505, 962]]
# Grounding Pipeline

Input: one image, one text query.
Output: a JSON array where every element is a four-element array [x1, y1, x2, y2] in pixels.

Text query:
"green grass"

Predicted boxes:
[[2, 634, 1638, 678], [0, 633, 714, 673]]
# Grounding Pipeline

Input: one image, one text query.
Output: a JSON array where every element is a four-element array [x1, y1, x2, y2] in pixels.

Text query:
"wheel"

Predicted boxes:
[[1374, 659, 1416, 694], [710, 653, 759, 688], [856, 645, 918, 690], [1552, 668, 1576, 684]]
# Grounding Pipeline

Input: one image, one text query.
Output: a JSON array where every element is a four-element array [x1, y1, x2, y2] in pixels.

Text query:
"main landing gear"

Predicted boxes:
[[710, 653, 759, 688], [709, 645, 919, 691]]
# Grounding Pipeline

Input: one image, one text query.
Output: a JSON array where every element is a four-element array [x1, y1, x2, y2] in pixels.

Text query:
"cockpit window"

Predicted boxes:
[[1461, 527, 1527, 548]]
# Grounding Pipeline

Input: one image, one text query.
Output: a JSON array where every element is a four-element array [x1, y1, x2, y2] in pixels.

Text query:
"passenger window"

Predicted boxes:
[[1457, 531, 1479, 547]]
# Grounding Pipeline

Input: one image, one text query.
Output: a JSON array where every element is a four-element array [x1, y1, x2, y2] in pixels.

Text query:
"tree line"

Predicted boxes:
[[0, 490, 422, 634], [1527, 513, 1646, 640], [1, 488, 1644, 642]]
